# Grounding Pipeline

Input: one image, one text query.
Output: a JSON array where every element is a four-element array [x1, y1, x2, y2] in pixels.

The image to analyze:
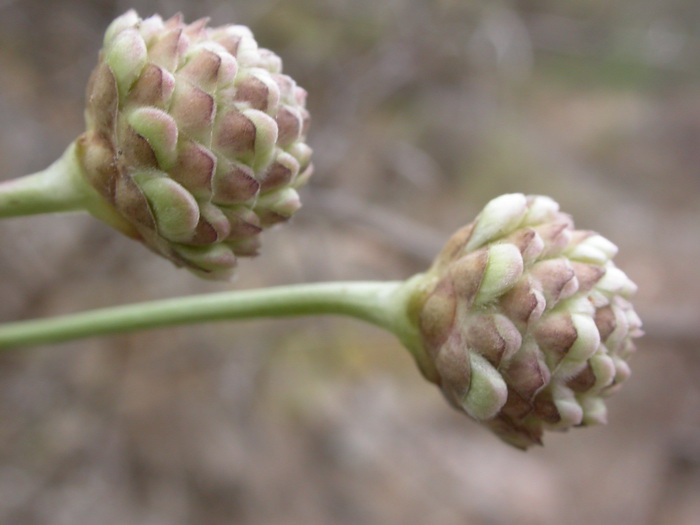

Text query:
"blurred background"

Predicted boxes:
[[1, 0, 699, 523]]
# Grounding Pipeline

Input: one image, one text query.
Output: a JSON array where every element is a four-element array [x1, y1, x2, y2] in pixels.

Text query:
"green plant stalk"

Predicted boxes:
[[0, 142, 89, 217], [0, 141, 135, 234], [0, 278, 434, 375]]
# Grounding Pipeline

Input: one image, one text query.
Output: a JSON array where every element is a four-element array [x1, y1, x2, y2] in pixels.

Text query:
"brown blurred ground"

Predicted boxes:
[[1, 1, 699, 524]]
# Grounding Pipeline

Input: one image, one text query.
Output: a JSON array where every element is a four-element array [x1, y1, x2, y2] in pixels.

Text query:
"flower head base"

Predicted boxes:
[[414, 194, 642, 449], [77, 10, 312, 279]]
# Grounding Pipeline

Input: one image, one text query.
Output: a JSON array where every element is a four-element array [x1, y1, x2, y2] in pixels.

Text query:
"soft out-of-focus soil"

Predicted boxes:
[[1, 1, 699, 524]]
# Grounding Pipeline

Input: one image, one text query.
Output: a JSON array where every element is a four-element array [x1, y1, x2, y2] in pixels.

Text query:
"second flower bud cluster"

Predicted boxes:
[[415, 194, 641, 448]]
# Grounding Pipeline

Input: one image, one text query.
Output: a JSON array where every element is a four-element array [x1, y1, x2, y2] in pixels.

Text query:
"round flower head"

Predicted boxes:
[[77, 10, 312, 279], [413, 194, 642, 449]]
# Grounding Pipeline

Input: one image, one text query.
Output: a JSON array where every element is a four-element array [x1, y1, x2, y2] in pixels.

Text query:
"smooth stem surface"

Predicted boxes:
[[0, 142, 90, 217], [0, 281, 415, 349], [0, 139, 139, 237]]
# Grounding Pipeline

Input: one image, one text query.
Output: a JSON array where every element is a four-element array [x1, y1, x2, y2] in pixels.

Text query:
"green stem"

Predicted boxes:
[[0, 139, 139, 237], [0, 280, 426, 356], [0, 142, 91, 217]]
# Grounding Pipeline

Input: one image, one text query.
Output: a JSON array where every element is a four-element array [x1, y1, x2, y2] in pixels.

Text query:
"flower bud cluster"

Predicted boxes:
[[78, 10, 312, 279], [416, 194, 642, 448]]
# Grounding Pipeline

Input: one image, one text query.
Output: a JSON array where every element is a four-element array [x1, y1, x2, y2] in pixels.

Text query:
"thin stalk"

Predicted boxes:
[[0, 139, 139, 236], [0, 281, 415, 350], [0, 142, 90, 217]]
